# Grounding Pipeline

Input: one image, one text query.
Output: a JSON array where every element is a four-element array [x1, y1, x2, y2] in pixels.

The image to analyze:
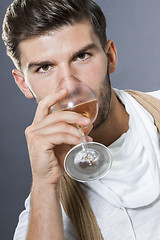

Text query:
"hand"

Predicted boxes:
[[25, 89, 91, 185]]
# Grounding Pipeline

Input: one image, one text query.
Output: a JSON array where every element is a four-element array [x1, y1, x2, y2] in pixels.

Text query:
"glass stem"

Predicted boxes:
[[76, 125, 88, 152]]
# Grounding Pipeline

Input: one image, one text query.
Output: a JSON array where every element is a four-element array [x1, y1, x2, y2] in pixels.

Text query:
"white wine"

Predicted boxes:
[[65, 98, 98, 121]]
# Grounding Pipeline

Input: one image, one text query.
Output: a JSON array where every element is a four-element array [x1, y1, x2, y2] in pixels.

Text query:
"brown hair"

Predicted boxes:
[[60, 173, 103, 240], [2, 0, 107, 69]]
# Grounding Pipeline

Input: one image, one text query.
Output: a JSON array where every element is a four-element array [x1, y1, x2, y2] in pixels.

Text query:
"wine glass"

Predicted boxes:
[[52, 80, 112, 182]]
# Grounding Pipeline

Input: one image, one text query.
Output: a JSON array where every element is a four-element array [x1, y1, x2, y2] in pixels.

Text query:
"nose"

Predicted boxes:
[[56, 63, 79, 89]]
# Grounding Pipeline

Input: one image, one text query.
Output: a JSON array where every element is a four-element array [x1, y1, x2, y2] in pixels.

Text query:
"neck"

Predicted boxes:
[[90, 88, 129, 146]]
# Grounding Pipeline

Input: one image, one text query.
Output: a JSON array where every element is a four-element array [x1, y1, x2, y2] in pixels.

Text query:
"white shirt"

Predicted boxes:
[[13, 89, 160, 240]]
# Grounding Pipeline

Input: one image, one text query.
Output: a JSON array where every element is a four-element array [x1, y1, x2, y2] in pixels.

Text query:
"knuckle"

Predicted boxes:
[[25, 126, 32, 138], [25, 127, 40, 144], [38, 97, 46, 106], [30, 132, 45, 147], [59, 122, 70, 131]]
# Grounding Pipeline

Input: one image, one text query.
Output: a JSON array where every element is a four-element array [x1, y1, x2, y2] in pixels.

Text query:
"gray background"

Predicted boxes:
[[0, 0, 160, 239]]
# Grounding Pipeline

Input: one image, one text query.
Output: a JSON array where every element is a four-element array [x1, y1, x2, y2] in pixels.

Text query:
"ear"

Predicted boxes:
[[12, 69, 33, 98], [105, 40, 117, 74]]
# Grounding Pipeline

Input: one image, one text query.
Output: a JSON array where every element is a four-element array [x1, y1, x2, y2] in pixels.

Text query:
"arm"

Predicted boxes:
[[24, 90, 90, 239], [27, 182, 64, 240]]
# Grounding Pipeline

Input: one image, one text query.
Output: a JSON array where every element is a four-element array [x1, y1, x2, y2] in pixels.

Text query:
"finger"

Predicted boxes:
[[49, 132, 81, 146], [27, 131, 81, 152], [33, 89, 67, 123], [32, 111, 91, 131], [29, 122, 82, 139]]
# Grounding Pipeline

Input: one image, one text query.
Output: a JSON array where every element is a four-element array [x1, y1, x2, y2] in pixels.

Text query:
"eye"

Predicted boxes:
[[37, 65, 51, 73], [75, 52, 91, 62]]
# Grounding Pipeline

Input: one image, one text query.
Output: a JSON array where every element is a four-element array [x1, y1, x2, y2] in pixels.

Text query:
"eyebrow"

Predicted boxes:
[[28, 60, 54, 70], [27, 43, 98, 70], [71, 43, 98, 60]]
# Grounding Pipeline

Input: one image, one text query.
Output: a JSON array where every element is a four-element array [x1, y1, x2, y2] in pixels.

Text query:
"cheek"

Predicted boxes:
[[25, 76, 54, 100], [87, 58, 108, 93]]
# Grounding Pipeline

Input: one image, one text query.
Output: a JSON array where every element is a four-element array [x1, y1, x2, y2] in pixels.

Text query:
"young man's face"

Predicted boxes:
[[13, 20, 117, 127]]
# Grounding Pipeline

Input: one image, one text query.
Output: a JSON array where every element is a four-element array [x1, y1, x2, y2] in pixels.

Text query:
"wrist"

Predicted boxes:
[[31, 179, 60, 197]]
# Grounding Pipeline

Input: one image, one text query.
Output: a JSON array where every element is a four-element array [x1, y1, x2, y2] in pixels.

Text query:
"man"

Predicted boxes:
[[2, 0, 160, 239]]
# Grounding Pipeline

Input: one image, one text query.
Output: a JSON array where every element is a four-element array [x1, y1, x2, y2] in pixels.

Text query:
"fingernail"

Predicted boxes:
[[86, 136, 93, 142], [83, 117, 90, 123], [59, 89, 67, 94]]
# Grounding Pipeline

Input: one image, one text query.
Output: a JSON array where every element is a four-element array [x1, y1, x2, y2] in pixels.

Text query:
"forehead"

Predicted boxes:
[[18, 21, 101, 67]]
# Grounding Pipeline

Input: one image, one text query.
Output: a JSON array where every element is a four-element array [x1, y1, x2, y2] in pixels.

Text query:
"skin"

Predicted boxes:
[[12, 20, 129, 239]]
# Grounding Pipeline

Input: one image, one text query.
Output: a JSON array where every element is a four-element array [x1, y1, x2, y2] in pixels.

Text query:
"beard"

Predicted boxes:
[[93, 67, 111, 129]]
